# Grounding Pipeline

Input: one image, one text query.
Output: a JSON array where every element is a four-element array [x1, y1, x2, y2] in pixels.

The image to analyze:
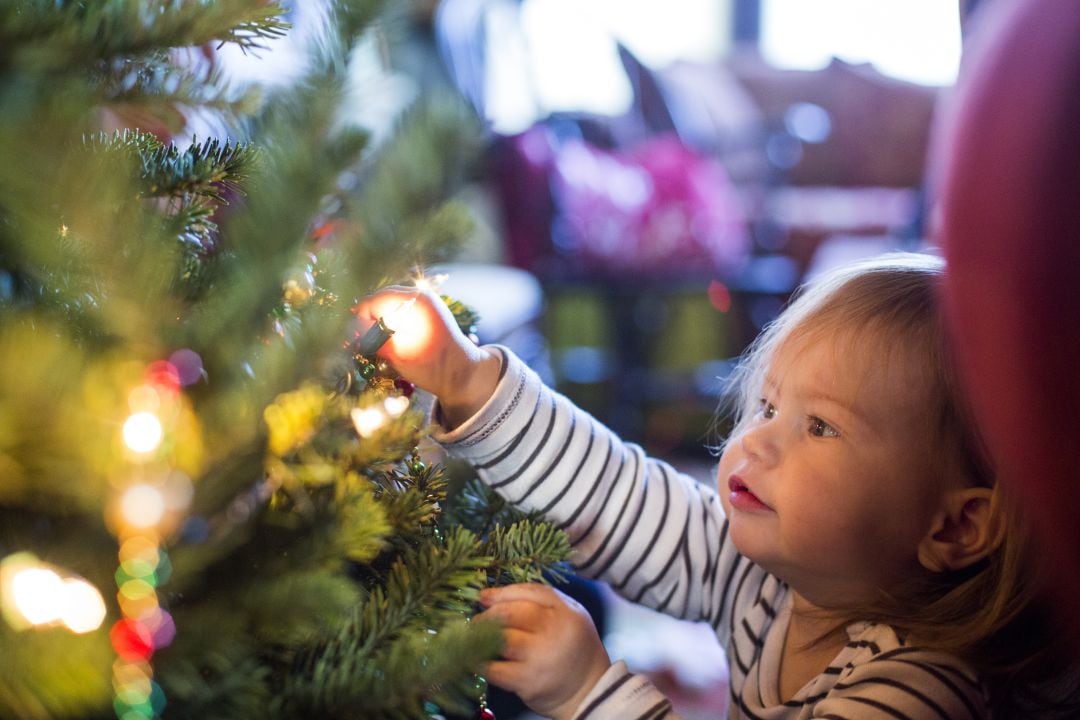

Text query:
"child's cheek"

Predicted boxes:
[[715, 449, 737, 513]]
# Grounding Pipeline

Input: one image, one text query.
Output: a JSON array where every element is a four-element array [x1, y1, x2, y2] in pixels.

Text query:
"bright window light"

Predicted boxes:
[[484, 0, 730, 134], [761, 0, 961, 86]]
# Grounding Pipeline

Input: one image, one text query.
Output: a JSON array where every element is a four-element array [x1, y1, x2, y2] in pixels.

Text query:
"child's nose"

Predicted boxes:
[[739, 422, 780, 468]]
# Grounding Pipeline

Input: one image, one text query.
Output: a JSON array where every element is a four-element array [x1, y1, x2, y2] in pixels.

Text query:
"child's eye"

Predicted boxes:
[[808, 416, 839, 438], [758, 399, 777, 419]]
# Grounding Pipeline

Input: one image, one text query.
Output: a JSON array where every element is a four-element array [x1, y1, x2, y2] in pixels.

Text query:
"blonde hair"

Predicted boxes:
[[718, 252, 1078, 717]]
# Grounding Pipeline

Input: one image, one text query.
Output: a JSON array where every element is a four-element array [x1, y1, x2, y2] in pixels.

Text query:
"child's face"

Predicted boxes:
[[716, 330, 945, 607]]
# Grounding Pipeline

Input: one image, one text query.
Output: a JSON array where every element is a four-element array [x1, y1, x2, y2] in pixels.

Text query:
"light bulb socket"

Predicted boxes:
[[355, 316, 394, 356]]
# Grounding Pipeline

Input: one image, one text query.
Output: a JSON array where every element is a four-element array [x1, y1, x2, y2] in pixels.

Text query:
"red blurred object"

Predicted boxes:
[[393, 377, 415, 397], [110, 619, 155, 661], [145, 361, 181, 393], [708, 279, 732, 313], [935, 0, 1080, 647]]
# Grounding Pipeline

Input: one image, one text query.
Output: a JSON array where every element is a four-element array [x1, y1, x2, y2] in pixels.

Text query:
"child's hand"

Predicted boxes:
[[477, 583, 612, 720], [353, 287, 501, 428]]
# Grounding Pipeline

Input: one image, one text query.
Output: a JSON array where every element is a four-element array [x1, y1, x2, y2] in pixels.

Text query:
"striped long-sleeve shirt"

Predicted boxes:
[[436, 348, 990, 719]]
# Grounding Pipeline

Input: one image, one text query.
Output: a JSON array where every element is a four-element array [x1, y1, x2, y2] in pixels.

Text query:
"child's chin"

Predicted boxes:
[[728, 521, 777, 567]]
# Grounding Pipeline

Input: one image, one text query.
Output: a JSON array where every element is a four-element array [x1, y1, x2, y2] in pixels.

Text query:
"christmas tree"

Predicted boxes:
[[0, 2, 569, 718]]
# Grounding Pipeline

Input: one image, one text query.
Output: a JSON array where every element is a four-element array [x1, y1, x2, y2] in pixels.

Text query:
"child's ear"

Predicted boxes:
[[918, 487, 1004, 573]]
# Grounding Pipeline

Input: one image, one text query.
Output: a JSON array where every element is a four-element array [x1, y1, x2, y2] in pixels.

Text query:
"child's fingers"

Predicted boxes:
[[483, 659, 526, 693], [475, 599, 545, 632], [499, 627, 534, 661], [480, 582, 561, 608]]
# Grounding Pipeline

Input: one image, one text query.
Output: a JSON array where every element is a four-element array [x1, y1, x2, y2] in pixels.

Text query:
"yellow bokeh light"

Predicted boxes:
[[383, 395, 410, 418], [127, 385, 161, 413], [119, 536, 161, 567], [120, 485, 166, 529], [350, 407, 387, 438], [122, 412, 163, 454], [118, 589, 159, 621], [60, 578, 107, 633], [11, 567, 64, 626]]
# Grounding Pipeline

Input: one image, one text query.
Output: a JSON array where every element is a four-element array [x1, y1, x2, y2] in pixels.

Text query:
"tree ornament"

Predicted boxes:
[[393, 377, 415, 397], [282, 276, 313, 305], [472, 675, 494, 720], [358, 360, 376, 380]]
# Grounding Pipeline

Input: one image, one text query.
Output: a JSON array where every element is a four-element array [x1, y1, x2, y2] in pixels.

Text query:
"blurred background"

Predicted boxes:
[[218, 1, 980, 716]]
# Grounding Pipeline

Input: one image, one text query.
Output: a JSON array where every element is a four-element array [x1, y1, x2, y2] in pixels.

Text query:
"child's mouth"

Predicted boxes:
[[728, 475, 774, 512]]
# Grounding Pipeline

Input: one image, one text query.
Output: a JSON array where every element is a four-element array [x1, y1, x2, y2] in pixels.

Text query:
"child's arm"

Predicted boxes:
[[358, 289, 755, 631]]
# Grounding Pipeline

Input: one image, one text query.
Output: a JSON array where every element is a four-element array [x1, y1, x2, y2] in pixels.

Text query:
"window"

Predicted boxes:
[[760, 0, 961, 86]]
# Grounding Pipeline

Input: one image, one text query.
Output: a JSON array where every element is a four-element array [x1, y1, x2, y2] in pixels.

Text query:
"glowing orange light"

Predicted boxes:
[[380, 297, 417, 333], [385, 300, 432, 357]]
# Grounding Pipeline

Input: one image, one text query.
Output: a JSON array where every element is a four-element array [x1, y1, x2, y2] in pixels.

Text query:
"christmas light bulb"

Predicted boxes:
[[383, 299, 432, 357], [11, 566, 64, 626], [355, 297, 417, 355], [120, 485, 166, 529], [60, 578, 107, 633], [350, 406, 387, 438], [412, 272, 448, 292], [123, 412, 163, 454], [383, 395, 410, 418]]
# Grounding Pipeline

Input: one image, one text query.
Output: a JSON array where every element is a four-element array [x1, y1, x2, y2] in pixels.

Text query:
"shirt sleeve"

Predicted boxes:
[[434, 346, 749, 635], [570, 661, 680, 720]]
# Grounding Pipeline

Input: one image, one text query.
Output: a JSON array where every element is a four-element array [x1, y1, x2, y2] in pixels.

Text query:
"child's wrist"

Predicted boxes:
[[549, 658, 613, 720], [436, 346, 501, 430]]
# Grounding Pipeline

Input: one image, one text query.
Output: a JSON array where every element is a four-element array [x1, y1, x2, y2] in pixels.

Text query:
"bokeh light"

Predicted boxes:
[[110, 619, 155, 661], [11, 566, 64, 626], [120, 485, 166, 529], [383, 395, 410, 418], [122, 412, 163, 454], [351, 407, 386, 438], [60, 577, 107, 633], [1, 554, 106, 633]]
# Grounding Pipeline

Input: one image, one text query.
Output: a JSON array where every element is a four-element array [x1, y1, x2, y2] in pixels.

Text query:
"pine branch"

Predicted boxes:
[[276, 526, 493, 717], [0, 2, 290, 69], [482, 519, 573, 586], [83, 130, 255, 201]]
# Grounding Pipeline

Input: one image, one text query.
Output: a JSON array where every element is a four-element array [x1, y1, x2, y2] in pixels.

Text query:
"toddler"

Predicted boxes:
[[359, 253, 1073, 719]]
